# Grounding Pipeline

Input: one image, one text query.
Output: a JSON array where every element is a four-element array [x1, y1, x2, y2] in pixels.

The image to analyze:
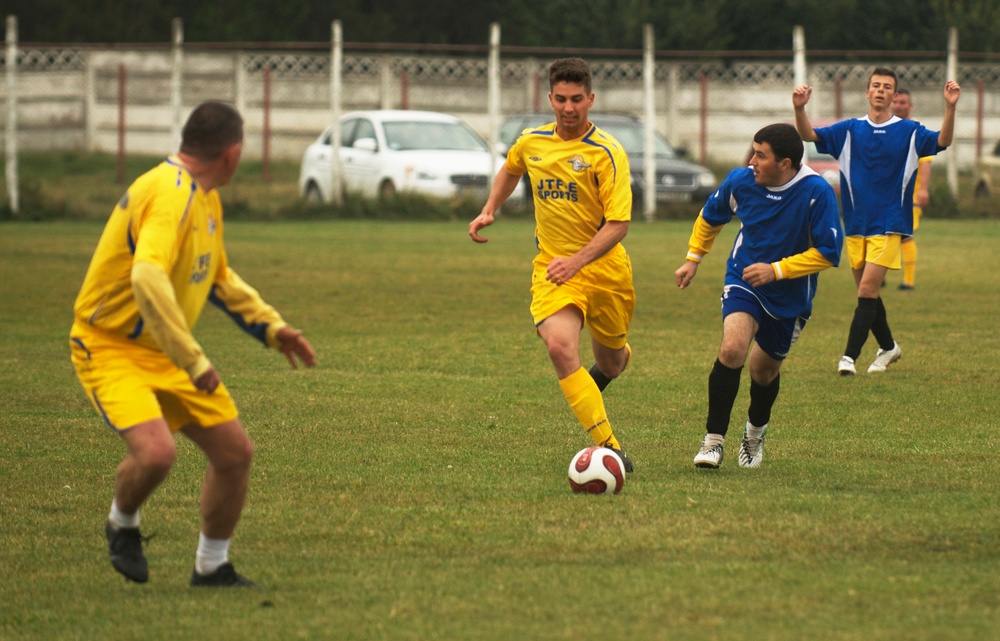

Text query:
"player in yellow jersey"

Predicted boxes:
[[891, 88, 931, 290], [469, 57, 635, 472], [70, 101, 316, 586]]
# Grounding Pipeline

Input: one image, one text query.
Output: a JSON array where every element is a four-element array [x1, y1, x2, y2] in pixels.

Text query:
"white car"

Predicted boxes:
[[299, 109, 512, 203]]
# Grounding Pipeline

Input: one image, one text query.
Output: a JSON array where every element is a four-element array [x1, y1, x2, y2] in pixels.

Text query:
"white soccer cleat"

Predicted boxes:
[[838, 355, 857, 376], [867, 342, 902, 373], [738, 422, 766, 468], [693, 434, 725, 469]]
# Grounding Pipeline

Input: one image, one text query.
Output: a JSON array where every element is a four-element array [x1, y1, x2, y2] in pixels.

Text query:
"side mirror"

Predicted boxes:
[[353, 137, 378, 152]]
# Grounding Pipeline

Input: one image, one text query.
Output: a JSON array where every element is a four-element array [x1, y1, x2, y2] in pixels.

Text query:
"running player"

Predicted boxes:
[[675, 123, 842, 469], [468, 57, 635, 471]]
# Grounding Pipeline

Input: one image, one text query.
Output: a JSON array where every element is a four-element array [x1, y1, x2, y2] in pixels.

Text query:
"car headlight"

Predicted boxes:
[[697, 171, 717, 188]]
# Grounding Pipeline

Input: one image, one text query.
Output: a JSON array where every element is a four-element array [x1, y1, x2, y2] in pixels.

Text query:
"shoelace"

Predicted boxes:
[[112, 529, 155, 554]]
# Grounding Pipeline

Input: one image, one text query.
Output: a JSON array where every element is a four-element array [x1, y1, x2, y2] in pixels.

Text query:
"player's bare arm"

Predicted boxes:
[[469, 168, 522, 243], [792, 85, 818, 142], [916, 161, 931, 207], [674, 260, 699, 289], [545, 220, 628, 286], [937, 80, 961, 148]]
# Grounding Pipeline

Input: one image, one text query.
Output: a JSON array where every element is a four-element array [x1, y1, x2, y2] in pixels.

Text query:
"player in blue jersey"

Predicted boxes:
[[675, 123, 842, 469], [793, 69, 961, 375]]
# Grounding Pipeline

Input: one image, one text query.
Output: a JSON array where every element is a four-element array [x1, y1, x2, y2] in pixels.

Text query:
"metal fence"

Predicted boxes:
[[4, 17, 1000, 213]]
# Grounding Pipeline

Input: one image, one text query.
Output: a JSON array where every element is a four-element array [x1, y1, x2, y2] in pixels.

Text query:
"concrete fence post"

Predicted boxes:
[[5, 14, 19, 215]]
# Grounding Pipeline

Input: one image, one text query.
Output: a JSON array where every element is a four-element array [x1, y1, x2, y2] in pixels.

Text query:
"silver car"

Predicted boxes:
[[300, 110, 508, 203]]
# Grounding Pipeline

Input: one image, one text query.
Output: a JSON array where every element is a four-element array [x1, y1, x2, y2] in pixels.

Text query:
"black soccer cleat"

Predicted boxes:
[[605, 446, 634, 474], [105, 521, 149, 583], [190, 562, 260, 588]]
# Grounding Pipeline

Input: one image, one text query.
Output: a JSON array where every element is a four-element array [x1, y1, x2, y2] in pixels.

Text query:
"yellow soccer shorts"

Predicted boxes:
[[529, 246, 635, 350], [70, 326, 238, 433], [845, 234, 902, 271]]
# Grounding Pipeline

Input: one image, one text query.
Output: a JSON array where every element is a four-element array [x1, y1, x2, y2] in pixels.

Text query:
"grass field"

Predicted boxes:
[[1, 218, 998, 641]]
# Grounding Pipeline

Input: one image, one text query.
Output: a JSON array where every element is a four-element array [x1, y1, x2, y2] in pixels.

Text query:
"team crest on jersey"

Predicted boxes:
[[207, 215, 217, 235], [567, 155, 591, 172]]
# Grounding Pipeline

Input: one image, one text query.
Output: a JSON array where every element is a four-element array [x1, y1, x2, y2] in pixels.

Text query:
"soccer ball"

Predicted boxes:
[[567, 446, 625, 495]]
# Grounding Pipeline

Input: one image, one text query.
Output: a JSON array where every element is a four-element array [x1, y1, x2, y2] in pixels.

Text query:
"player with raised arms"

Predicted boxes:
[[793, 69, 960, 375]]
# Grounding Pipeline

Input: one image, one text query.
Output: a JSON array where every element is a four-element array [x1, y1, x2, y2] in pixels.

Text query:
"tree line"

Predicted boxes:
[[9, 0, 1000, 54]]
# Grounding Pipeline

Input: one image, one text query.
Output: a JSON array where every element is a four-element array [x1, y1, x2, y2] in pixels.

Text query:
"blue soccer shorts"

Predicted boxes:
[[720, 285, 806, 360]]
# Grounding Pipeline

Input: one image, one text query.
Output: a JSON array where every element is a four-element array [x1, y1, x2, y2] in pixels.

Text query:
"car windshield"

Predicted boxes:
[[598, 121, 679, 159], [383, 121, 489, 152]]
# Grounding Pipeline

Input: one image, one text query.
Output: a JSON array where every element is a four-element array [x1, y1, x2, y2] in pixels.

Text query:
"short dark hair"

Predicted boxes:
[[895, 87, 911, 97], [868, 67, 898, 91], [548, 57, 592, 93], [753, 123, 803, 169], [180, 101, 243, 160]]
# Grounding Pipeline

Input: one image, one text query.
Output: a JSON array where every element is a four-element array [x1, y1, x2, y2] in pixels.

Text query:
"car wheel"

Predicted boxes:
[[378, 180, 397, 201], [305, 182, 324, 205], [974, 181, 990, 199]]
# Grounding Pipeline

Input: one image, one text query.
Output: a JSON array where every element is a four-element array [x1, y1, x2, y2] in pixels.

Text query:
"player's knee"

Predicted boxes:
[[218, 435, 254, 474], [545, 340, 576, 368], [596, 352, 628, 379], [137, 440, 178, 477], [749, 365, 780, 387], [717, 345, 747, 369]]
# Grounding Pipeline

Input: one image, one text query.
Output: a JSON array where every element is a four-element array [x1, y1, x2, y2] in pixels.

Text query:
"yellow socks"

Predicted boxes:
[[559, 367, 620, 450], [901, 239, 917, 286]]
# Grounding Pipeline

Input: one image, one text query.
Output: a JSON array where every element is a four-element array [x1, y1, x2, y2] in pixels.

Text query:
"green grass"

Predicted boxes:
[[1, 218, 999, 641]]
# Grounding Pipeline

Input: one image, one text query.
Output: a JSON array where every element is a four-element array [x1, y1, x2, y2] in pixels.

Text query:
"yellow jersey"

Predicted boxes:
[[72, 156, 285, 378], [506, 122, 632, 257]]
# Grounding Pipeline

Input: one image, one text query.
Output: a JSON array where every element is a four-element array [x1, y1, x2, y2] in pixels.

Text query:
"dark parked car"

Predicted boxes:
[[498, 112, 718, 208]]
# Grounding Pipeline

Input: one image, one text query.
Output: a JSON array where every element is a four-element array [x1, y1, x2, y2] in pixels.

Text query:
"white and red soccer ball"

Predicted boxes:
[[567, 446, 625, 495]]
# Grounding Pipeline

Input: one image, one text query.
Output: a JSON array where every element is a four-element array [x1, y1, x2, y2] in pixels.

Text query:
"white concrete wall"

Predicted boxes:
[[2, 48, 998, 169]]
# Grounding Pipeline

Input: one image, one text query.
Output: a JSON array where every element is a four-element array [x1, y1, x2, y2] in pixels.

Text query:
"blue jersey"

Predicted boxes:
[[814, 116, 943, 237], [702, 166, 842, 320]]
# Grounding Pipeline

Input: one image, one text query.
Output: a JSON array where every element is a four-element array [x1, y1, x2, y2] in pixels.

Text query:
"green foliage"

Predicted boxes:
[[1, 219, 999, 640], [927, 178, 960, 218]]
